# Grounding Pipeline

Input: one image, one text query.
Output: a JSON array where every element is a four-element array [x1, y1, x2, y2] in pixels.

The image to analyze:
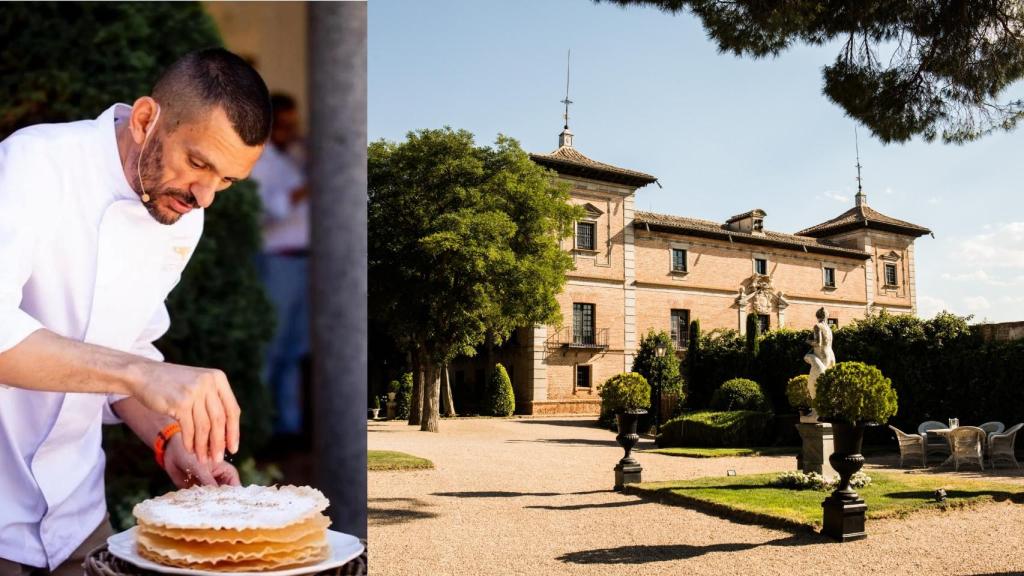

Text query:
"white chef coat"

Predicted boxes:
[[0, 104, 203, 569], [250, 144, 307, 253]]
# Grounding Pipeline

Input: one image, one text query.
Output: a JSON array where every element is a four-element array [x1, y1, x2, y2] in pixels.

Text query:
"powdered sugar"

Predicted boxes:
[[134, 485, 329, 530]]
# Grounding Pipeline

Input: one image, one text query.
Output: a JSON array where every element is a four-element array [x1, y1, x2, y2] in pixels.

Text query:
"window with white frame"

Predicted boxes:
[[671, 248, 687, 272], [753, 257, 768, 276], [576, 221, 595, 251], [884, 263, 898, 286], [827, 318, 839, 329], [823, 266, 836, 288]]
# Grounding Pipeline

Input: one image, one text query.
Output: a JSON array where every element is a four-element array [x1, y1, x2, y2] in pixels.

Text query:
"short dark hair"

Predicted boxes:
[[152, 48, 271, 146]]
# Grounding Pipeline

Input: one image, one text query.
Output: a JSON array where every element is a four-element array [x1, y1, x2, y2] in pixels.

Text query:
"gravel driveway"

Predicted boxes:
[[368, 417, 1024, 576]]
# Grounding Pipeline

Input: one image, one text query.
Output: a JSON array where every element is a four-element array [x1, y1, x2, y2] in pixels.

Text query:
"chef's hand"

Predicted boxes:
[[162, 434, 241, 488], [131, 362, 241, 464]]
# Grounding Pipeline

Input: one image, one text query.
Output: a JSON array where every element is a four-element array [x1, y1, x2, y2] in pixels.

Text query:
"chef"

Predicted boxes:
[[0, 48, 271, 575]]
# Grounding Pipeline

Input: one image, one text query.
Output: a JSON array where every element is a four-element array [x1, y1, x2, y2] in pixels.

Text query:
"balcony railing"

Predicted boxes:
[[547, 327, 609, 350]]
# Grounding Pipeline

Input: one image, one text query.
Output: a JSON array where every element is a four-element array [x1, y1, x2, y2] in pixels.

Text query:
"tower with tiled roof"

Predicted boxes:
[[797, 192, 930, 316]]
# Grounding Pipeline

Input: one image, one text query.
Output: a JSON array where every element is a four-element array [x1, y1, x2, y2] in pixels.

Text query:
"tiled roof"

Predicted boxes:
[[796, 204, 931, 238], [634, 211, 870, 259], [530, 146, 657, 188]]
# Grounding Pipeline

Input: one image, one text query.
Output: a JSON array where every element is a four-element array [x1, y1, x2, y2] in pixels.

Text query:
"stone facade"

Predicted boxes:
[[450, 131, 930, 415]]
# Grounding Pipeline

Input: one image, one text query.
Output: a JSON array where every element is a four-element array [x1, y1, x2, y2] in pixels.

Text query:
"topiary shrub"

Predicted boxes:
[[657, 410, 773, 447], [711, 378, 770, 412], [485, 363, 515, 417], [786, 375, 812, 411], [395, 372, 414, 420], [813, 362, 898, 424], [599, 372, 651, 415]]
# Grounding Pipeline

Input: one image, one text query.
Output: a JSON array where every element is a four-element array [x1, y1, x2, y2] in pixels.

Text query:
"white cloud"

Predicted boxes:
[[820, 190, 848, 203], [941, 270, 991, 282], [916, 294, 950, 319], [964, 295, 992, 312], [883, 187, 895, 196], [1000, 295, 1024, 304], [927, 196, 941, 205], [953, 222, 1024, 269]]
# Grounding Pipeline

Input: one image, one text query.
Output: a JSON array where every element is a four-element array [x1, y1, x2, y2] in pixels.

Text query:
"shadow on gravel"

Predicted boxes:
[[505, 438, 623, 448], [432, 489, 609, 498], [368, 497, 438, 526], [525, 500, 645, 512], [511, 419, 604, 429], [557, 534, 809, 564]]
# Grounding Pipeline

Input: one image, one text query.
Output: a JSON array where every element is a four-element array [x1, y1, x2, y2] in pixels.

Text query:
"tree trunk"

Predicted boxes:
[[408, 347, 423, 425], [441, 363, 456, 417], [421, 362, 442, 432], [309, 0, 366, 540], [484, 331, 495, 389]]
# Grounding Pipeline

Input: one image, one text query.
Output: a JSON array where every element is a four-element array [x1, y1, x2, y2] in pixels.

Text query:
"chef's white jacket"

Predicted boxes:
[[0, 104, 203, 568]]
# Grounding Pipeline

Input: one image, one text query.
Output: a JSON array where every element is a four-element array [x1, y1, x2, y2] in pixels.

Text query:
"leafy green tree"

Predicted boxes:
[[632, 329, 685, 405], [597, 0, 1024, 143], [368, 128, 581, 431], [0, 2, 274, 529], [745, 313, 761, 357], [485, 363, 515, 417]]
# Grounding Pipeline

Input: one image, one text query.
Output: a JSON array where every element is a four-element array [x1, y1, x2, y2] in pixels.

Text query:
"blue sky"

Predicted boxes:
[[369, 0, 1024, 323]]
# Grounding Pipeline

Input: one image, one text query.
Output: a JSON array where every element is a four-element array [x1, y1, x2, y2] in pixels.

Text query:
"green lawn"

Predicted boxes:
[[643, 446, 798, 458], [368, 450, 435, 471], [627, 472, 1023, 529]]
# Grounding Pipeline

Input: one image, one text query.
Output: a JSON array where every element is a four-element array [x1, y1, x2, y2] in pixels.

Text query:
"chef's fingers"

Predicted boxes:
[[213, 462, 241, 487], [206, 391, 226, 464], [192, 463, 217, 487], [216, 377, 241, 454], [192, 391, 212, 464], [179, 409, 196, 455]]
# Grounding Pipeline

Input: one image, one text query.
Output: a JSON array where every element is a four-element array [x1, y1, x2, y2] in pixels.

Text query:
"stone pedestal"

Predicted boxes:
[[614, 461, 642, 491], [822, 496, 867, 542], [795, 422, 837, 480], [386, 401, 397, 420]]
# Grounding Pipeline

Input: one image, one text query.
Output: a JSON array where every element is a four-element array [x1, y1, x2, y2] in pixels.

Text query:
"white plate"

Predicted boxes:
[[107, 527, 364, 576]]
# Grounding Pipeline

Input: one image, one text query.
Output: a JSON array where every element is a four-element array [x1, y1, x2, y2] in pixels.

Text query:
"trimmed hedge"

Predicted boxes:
[[394, 372, 413, 420], [657, 410, 774, 448], [814, 362, 898, 424], [485, 363, 515, 417], [711, 378, 770, 412]]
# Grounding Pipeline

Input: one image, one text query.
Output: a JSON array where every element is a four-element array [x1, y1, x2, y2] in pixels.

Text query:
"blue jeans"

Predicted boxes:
[[257, 253, 310, 435]]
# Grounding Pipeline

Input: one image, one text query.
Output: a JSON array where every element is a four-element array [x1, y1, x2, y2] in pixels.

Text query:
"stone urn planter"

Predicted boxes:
[[614, 409, 646, 491], [821, 419, 869, 541], [368, 408, 380, 420], [599, 372, 652, 491], [813, 362, 898, 542]]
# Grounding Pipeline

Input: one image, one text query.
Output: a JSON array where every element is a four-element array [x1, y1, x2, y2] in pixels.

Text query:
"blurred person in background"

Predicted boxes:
[[251, 93, 310, 447]]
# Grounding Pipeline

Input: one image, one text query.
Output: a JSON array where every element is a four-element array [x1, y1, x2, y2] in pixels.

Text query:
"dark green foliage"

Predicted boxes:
[[484, 363, 515, 417], [395, 373, 414, 420], [814, 362, 898, 424], [631, 330, 685, 401], [657, 411, 774, 448], [745, 314, 760, 357], [755, 329, 812, 412], [689, 328, 749, 409], [599, 372, 651, 415], [372, 395, 381, 410], [710, 378, 770, 412], [786, 375, 811, 411], [596, 0, 1024, 144], [0, 2, 222, 137]]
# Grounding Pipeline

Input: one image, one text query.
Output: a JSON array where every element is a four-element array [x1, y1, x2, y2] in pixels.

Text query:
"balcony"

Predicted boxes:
[[548, 327, 609, 351]]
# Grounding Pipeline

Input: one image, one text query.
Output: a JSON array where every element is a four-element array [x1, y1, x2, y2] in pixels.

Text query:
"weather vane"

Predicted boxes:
[[561, 49, 572, 130], [855, 127, 863, 194]]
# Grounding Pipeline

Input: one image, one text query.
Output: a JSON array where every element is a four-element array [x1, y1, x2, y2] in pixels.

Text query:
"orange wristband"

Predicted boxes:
[[154, 422, 182, 469]]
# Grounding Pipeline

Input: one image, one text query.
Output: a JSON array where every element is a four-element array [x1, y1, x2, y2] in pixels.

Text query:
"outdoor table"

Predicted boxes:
[[84, 540, 368, 576], [926, 428, 956, 466]]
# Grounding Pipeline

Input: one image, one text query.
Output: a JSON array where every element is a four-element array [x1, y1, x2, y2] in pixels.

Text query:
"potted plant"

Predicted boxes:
[[599, 372, 651, 490], [387, 379, 400, 402], [786, 374, 814, 421], [369, 395, 381, 420], [813, 361, 898, 541]]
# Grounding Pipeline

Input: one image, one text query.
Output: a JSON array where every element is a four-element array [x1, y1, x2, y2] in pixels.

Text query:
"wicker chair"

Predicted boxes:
[[889, 425, 926, 468], [950, 426, 986, 471], [989, 423, 1022, 470], [979, 421, 1005, 436], [919, 420, 950, 461]]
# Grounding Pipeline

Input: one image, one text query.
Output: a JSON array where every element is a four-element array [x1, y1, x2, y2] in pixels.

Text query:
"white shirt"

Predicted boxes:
[[250, 144, 307, 252], [0, 104, 203, 568]]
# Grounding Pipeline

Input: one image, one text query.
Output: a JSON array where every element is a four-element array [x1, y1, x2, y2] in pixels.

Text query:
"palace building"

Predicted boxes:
[[450, 126, 930, 415]]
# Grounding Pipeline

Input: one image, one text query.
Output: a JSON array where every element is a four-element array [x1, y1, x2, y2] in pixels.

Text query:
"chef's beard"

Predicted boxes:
[[134, 136, 199, 226]]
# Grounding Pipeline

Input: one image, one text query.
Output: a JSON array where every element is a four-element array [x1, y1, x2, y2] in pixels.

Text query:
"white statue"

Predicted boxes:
[[803, 307, 835, 419]]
